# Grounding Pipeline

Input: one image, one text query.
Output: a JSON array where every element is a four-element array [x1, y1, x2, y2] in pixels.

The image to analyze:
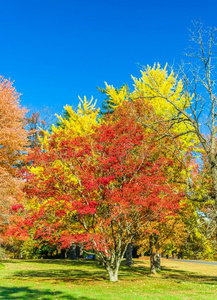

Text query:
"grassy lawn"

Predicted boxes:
[[0, 257, 216, 300]]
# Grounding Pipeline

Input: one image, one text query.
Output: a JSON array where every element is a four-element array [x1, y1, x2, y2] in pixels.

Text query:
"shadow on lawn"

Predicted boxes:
[[160, 266, 217, 284], [0, 286, 93, 300], [120, 260, 217, 284], [1, 259, 101, 268], [1, 259, 91, 265], [4, 259, 217, 285], [0, 260, 20, 264], [7, 259, 150, 283], [11, 268, 107, 282], [8, 260, 150, 283], [125, 261, 217, 284]]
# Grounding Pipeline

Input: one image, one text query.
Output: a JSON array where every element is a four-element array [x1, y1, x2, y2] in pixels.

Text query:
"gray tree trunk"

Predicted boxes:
[[68, 244, 77, 259], [79, 244, 84, 258], [149, 234, 161, 274], [125, 243, 133, 267], [106, 264, 120, 282], [150, 252, 161, 274], [150, 253, 156, 274]]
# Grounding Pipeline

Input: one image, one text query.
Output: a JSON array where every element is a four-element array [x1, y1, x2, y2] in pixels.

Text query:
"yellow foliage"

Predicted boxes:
[[52, 96, 100, 137], [104, 82, 129, 109], [132, 64, 188, 117], [39, 96, 100, 148], [28, 166, 44, 177], [104, 64, 198, 152], [104, 64, 190, 117]]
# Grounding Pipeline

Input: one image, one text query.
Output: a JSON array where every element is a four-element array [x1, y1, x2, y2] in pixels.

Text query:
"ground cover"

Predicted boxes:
[[0, 257, 216, 299]]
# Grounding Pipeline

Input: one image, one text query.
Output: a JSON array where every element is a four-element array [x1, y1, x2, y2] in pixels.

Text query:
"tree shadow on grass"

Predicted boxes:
[[10, 260, 151, 283], [0, 260, 20, 264], [4, 259, 217, 285], [9, 259, 148, 278], [1, 259, 93, 265], [119, 260, 217, 285], [11, 268, 107, 283], [27, 259, 93, 265], [6, 259, 154, 283], [2, 259, 102, 269], [159, 266, 217, 285], [119, 261, 150, 279], [0, 286, 93, 300]]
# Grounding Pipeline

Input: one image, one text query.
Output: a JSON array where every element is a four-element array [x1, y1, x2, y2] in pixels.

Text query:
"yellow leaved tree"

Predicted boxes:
[[103, 64, 198, 184], [101, 64, 203, 271]]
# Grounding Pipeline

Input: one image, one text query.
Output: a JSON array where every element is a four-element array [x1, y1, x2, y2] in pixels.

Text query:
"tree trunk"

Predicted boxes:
[[150, 253, 156, 274], [149, 234, 161, 274], [76, 245, 80, 258], [125, 243, 133, 267], [60, 249, 66, 259], [104, 257, 121, 282], [68, 244, 77, 259], [79, 244, 84, 258], [150, 252, 161, 274], [210, 160, 217, 209], [106, 266, 119, 282], [155, 252, 161, 270]]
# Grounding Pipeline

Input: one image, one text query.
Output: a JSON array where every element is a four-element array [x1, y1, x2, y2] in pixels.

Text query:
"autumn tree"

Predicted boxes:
[[22, 99, 184, 281], [106, 23, 217, 255], [0, 76, 28, 251], [128, 22, 217, 243], [101, 65, 198, 267]]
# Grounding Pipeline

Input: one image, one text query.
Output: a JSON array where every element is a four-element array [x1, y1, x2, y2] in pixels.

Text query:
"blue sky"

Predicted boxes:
[[1, 0, 217, 116]]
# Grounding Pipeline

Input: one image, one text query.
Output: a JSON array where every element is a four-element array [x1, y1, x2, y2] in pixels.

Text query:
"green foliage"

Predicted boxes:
[[21, 240, 58, 259]]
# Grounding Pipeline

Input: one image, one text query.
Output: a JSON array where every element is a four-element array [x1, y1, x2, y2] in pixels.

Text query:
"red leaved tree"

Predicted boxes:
[[23, 104, 183, 281]]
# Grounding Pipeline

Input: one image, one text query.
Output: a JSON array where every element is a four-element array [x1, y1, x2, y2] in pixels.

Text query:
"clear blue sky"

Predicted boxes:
[[1, 0, 217, 115]]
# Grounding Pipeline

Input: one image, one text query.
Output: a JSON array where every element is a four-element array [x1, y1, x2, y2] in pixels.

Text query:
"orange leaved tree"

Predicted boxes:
[[0, 76, 28, 248]]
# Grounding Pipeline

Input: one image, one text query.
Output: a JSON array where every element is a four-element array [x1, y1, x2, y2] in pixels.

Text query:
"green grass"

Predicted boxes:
[[0, 257, 216, 299]]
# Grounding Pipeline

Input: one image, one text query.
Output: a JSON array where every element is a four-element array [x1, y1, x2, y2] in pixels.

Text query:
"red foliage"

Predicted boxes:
[[21, 103, 184, 258], [11, 204, 24, 212]]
